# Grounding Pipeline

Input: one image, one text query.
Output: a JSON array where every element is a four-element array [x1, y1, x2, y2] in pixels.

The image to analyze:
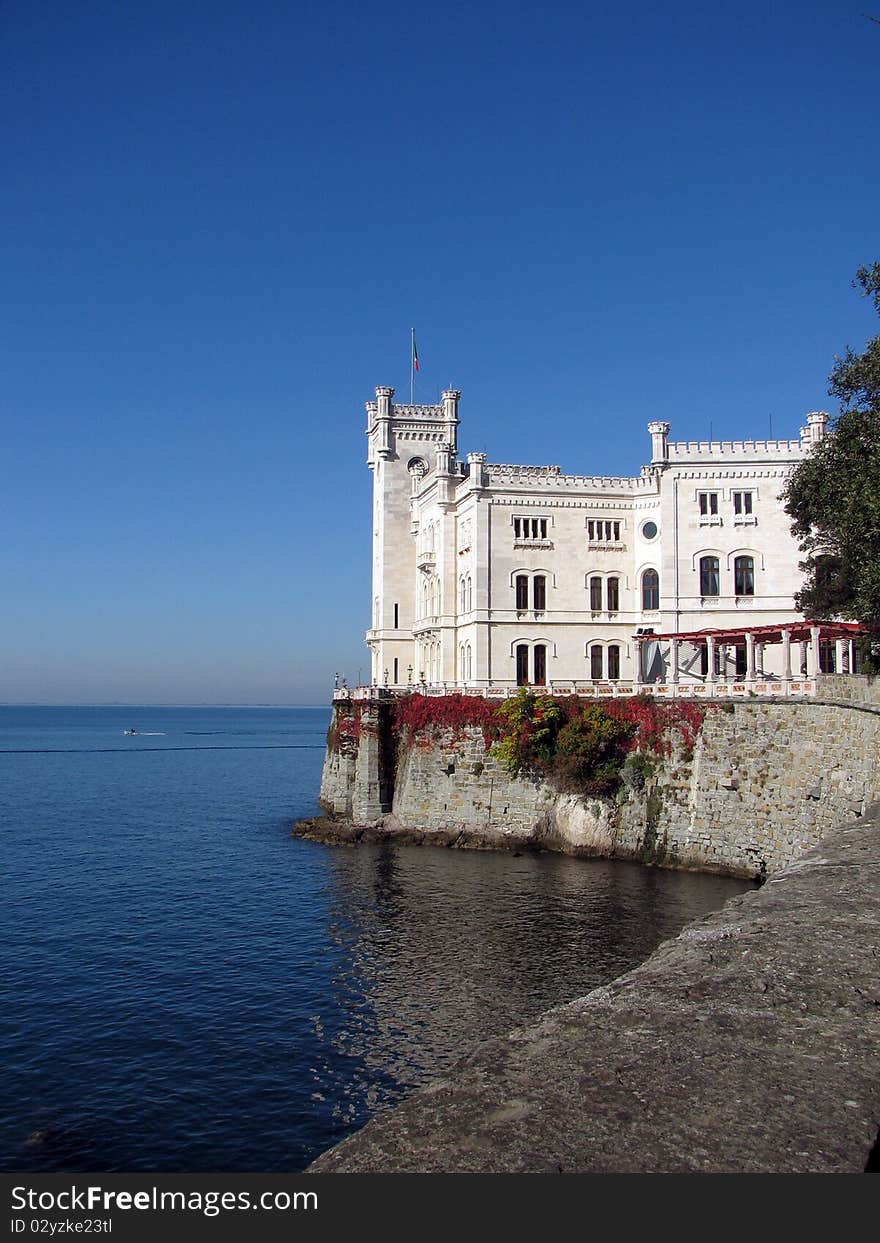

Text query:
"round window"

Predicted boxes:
[[642, 520, 658, 540]]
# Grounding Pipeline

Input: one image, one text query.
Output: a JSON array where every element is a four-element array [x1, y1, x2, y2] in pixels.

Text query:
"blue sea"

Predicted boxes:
[[1, 706, 750, 1172]]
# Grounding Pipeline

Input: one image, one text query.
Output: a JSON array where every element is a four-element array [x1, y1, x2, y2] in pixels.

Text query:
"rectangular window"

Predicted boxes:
[[514, 517, 548, 540], [588, 519, 621, 541], [607, 645, 620, 680], [607, 577, 619, 612], [515, 575, 529, 610], [590, 645, 603, 680], [590, 576, 602, 611], [698, 492, 719, 516], [819, 640, 836, 674], [733, 491, 753, 515], [393, 657, 399, 683], [393, 602, 399, 629], [533, 575, 546, 611]]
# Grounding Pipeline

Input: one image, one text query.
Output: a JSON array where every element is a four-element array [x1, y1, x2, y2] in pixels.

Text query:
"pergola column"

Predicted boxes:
[[849, 638, 855, 674], [781, 629, 792, 680], [806, 626, 820, 678], [745, 631, 756, 681], [718, 644, 726, 679], [707, 635, 716, 684], [755, 640, 764, 676]]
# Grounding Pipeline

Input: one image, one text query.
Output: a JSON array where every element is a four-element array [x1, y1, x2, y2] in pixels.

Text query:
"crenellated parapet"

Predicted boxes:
[[666, 437, 807, 463]]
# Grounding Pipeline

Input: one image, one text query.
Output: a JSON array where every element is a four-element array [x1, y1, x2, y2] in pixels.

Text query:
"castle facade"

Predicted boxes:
[[363, 385, 830, 691]]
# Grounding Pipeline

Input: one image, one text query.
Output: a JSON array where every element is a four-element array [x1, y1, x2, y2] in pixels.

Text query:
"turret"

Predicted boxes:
[[648, 420, 671, 465], [466, 451, 488, 490], [374, 385, 395, 459], [435, 440, 456, 509], [441, 389, 460, 455], [801, 410, 829, 447]]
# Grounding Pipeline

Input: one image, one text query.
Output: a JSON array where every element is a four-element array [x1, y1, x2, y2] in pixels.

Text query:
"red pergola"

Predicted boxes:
[[633, 620, 866, 645], [632, 619, 867, 682]]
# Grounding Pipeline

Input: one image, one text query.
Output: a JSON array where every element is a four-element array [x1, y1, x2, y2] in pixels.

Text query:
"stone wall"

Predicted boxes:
[[315, 697, 880, 878], [817, 672, 880, 706], [392, 729, 553, 837], [614, 700, 880, 876]]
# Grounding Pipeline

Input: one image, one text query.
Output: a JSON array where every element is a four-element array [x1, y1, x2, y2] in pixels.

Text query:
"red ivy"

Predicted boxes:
[[600, 696, 710, 757], [392, 693, 499, 750], [390, 692, 714, 759], [327, 703, 363, 752]]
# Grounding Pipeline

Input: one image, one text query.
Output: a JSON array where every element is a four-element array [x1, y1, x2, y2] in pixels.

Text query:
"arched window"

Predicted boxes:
[[466, 575, 472, 611], [607, 577, 619, 612], [608, 644, 620, 680], [516, 644, 529, 686], [734, 555, 754, 596], [590, 576, 602, 610], [459, 577, 466, 611], [590, 645, 603, 680], [533, 575, 546, 610], [700, 556, 720, 597], [515, 575, 529, 609], [642, 569, 659, 610], [533, 644, 547, 686], [459, 645, 466, 680], [466, 644, 472, 680]]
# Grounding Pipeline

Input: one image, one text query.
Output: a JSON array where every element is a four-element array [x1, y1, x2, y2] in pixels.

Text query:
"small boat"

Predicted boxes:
[[123, 728, 137, 736]]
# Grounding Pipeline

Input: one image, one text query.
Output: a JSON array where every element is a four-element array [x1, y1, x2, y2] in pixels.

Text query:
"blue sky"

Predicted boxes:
[[2, 1, 878, 704]]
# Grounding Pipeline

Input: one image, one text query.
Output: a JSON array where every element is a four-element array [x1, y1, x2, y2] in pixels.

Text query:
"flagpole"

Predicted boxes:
[[410, 327, 414, 405]]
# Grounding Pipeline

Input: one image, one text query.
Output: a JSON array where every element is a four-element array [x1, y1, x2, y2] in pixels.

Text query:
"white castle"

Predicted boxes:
[[360, 386, 856, 696]]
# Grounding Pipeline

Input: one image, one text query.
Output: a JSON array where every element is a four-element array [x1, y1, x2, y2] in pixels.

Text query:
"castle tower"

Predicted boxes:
[[365, 387, 459, 686]]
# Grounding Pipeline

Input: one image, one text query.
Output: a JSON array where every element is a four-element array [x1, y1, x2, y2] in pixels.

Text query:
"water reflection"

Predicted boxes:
[[316, 845, 750, 1125]]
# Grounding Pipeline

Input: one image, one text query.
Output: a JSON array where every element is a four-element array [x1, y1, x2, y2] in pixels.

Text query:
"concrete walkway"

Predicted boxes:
[[307, 806, 880, 1173]]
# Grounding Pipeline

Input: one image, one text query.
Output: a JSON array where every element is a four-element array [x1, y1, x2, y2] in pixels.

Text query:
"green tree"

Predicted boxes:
[[782, 264, 880, 653]]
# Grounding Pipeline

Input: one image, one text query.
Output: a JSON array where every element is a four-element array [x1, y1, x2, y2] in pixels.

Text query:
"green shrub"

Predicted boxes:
[[548, 704, 635, 795], [491, 688, 563, 776]]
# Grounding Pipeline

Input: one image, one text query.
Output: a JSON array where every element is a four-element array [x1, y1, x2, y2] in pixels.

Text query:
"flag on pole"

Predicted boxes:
[[412, 332, 419, 372]]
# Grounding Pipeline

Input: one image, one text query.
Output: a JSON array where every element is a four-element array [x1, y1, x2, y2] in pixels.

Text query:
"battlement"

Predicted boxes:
[[365, 401, 445, 420], [487, 463, 562, 476], [666, 438, 805, 462], [485, 464, 655, 492]]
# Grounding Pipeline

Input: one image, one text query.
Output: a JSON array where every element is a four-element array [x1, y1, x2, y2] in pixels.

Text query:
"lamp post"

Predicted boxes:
[[406, 664, 413, 686]]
